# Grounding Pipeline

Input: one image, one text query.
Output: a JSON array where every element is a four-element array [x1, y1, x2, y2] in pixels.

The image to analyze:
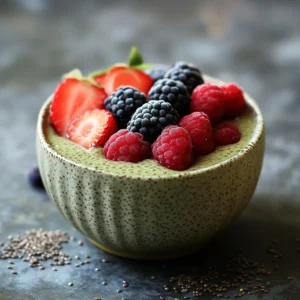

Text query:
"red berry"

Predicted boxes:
[[213, 122, 241, 146], [94, 73, 107, 86], [152, 126, 193, 171], [103, 129, 151, 163], [100, 66, 153, 95], [179, 112, 215, 155], [50, 78, 107, 136], [221, 83, 246, 117], [67, 109, 117, 149], [190, 83, 225, 123]]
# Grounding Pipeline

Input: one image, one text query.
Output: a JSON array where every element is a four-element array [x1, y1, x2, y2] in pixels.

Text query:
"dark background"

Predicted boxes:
[[0, 0, 299, 299]]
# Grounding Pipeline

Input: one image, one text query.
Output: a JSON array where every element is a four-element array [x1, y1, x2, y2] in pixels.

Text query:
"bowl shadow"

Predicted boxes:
[[84, 193, 300, 299]]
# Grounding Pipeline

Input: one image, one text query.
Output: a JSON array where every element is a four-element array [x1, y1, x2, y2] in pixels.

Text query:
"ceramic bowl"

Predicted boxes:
[[36, 75, 265, 260]]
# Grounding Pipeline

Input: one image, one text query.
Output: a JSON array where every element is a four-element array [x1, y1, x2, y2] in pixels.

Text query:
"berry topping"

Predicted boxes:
[[67, 109, 117, 149], [101, 66, 153, 95], [164, 62, 204, 94], [104, 86, 147, 128], [103, 129, 151, 163], [50, 78, 107, 136], [148, 79, 190, 116], [27, 166, 44, 190], [179, 112, 215, 155], [221, 83, 246, 117], [213, 122, 241, 146], [152, 126, 193, 171], [94, 73, 107, 86], [190, 83, 225, 123], [145, 65, 168, 83], [127, 100, 180, 142]]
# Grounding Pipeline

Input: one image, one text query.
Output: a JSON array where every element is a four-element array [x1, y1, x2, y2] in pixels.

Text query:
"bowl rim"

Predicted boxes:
[[37, 75, 264, 181]]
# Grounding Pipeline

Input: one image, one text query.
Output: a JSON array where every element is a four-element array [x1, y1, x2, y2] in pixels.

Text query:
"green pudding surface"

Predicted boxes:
[[43, 76, 258, 178], [44, 109, 256, 178]]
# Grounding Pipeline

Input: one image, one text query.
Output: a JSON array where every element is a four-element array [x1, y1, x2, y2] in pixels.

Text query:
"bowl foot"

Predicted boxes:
[[88, 238, 211, 260]]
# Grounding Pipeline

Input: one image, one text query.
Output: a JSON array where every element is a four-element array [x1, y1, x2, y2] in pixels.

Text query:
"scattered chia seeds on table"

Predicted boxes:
[[1, 230, 297, 298], [0, 229, 70, 269], [161, 252, 277, 298]]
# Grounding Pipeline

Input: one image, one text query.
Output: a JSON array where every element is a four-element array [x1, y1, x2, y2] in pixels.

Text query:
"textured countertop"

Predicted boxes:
[[0, 0, 300, 299]]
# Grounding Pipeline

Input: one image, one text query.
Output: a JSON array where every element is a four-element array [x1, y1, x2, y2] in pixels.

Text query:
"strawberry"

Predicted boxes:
[[67, 109, 117, 149], [102, 66, 153, 95], [94, 73, 106, 86], [50, 78, 107, 136]]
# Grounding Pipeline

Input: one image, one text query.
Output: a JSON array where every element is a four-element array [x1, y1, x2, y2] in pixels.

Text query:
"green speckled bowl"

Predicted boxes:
[[36, 75, 265, 260]]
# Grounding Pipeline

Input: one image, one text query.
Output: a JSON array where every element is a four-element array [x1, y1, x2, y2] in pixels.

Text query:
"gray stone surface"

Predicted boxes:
[[0, 0, 300, 299]]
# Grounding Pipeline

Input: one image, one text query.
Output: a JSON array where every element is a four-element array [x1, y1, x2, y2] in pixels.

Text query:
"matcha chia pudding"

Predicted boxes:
[[36, 47, 264, 259]]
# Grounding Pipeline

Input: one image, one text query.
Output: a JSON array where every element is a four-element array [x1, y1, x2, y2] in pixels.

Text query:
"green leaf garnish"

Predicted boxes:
[[133, 63, 154, 71], [128, 46, 143, 66]]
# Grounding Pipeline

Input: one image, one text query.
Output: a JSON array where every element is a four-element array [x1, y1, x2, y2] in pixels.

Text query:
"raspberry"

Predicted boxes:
[[190, 83, 225, 123], [152, 126, 193, 171], [103, 129, 151, 163], [179, 112, 215, 155], [213, 122, 241, 146], [221, 83, 246, 117]]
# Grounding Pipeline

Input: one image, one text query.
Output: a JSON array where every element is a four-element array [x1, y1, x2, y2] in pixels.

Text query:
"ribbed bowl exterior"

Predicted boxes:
[[37, 86, 264, 260]]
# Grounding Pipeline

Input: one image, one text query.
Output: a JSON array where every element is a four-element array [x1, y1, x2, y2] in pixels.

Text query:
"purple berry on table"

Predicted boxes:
[[27, 166, 44, 190]]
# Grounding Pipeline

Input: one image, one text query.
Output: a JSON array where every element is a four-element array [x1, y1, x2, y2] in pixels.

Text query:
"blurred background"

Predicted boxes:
[[1, 0, 299, 201], [0, 0, 299, 299]]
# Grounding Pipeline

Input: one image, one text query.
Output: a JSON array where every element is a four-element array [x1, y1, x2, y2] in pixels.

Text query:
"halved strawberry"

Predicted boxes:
[[94, 73, 107, 86], [50, 78, 107, 136], [102, 66, 153, 95], [67, 109, 117, 149]]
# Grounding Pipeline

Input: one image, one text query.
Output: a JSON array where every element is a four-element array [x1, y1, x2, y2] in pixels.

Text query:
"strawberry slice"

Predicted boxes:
[[50, 78, 107, 136], [103, 66, 153, 95], [94, 73, 107, 86], [67, 109, 117, 149]]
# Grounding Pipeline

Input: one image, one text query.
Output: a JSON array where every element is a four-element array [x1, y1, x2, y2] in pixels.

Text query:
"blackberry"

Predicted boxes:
[[127, 100, 180, 142], [164, 61, 204, 94], [148, 79, 190, 116], [104, 86, 147, 128], [145, 65, 168, 83]]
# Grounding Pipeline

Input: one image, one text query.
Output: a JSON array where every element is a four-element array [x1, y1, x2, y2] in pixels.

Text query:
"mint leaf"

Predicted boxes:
[[128, 47, 143, 66], [133, 63, 154, 71]]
